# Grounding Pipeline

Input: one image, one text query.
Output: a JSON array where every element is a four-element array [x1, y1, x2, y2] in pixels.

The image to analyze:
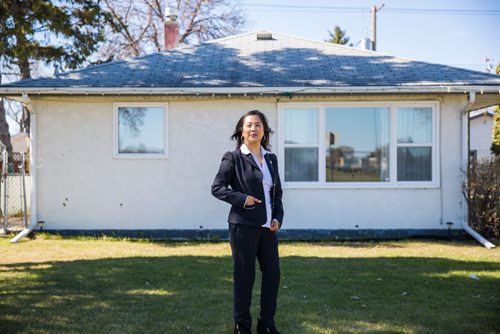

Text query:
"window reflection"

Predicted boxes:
[[285, 148, 318, 182], [284, 108, 319, 182], [282, 104, 435, 185], [118, 107, 164, 154], [397, 107, 433, 181], [325, 107, 390, 182], [397, 147, 432, 181]]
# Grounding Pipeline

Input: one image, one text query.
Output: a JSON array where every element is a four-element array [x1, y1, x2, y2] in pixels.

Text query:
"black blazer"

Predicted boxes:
[[211, 149, 284, 227]]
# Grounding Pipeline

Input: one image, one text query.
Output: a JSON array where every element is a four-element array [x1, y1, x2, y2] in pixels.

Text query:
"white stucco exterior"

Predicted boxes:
[[30, 95, 468, 232]]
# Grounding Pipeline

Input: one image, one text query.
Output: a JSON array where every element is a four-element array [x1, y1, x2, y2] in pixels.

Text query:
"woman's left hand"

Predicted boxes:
[[270, 219, 280, 232]]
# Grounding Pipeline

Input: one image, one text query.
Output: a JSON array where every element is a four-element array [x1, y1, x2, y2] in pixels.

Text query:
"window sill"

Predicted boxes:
[[283, 182, 440, 189], [112, 153, 169, 160]]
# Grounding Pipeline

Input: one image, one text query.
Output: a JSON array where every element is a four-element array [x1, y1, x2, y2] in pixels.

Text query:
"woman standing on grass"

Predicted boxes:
[[211, 110, 284, 334]]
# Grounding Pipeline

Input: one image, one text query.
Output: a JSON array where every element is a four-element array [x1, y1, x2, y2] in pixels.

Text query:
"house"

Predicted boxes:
[[1, 31, 500, 239], [11, 132, 29, 153], [470, 108, 495, 162]]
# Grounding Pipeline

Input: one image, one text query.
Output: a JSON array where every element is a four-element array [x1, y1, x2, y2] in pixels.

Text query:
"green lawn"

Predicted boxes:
[[0, 236, 499, 334]]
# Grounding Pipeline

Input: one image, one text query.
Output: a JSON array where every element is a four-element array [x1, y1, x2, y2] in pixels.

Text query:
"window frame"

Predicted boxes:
[[113, 102, 169, 159], [395, 105, 435, 183], [278, 101, 440, 189], [284, 107, 320, 182]]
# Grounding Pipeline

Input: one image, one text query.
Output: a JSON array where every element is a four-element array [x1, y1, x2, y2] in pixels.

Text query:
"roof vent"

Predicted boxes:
[[256, 32, 273, 40]]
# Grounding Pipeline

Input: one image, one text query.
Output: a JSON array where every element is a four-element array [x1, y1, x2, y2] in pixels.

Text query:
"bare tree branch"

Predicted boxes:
[[99, 0, 246, 59], [180, 0, 204, 42], [103, 0, 144, 57]]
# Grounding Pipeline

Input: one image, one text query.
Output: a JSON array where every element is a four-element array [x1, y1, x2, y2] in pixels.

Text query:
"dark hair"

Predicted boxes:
[[230, 110, 274, 150]]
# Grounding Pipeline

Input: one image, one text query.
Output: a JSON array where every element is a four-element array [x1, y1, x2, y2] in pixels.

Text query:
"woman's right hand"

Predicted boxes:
[[244, 195, 262, 207]]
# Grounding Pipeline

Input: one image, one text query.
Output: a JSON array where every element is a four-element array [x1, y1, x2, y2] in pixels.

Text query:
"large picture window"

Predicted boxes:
[[325, 107, 390, 182], [113, 103, 168, 158], [279, 102, 438, 187]]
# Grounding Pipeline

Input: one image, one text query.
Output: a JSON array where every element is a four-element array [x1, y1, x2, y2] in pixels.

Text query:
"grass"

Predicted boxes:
[[0, 235, 499, 334]]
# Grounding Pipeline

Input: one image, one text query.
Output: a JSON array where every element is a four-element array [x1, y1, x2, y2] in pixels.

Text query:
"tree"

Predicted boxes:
[[0, 72, 12, 152], [99, 0, 247, 59], [493, 111, 500, 156], [491, 62, 500, 156], [326, 26, 350, 45], [2, 98, 22, 133], [0, 0, 113, 145]]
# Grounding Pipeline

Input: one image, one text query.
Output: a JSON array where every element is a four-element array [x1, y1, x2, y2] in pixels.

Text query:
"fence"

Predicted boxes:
[[0, 145, 30, 233]]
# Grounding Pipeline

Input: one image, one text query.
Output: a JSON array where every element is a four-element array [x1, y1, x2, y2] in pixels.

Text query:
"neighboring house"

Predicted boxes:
[[10, 131, 31, 173], [11, 132, 29, 153], [470, 108, 494, 162], [1, 31, 500, 239]]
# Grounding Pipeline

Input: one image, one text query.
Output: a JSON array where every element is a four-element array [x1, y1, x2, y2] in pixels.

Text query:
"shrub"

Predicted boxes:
[[464, 156, 500, 238]]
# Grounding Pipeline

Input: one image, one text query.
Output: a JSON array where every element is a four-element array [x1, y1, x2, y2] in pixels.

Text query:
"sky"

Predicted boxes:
[[241, 0, 500, 72], [4, 0, 499, 134]]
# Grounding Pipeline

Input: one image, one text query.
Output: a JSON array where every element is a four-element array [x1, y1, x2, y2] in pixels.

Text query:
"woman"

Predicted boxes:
[[212, 110, 284, 334]]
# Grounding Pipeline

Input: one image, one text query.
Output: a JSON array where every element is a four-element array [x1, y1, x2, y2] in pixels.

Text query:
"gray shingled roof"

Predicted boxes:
[[2, 31, 500, 92]]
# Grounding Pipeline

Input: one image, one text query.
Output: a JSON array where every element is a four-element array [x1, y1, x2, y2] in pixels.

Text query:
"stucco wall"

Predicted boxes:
[[279, 96, 467, 230], [32, 95, 468, 231], [34, 98, 276, 229], [439, 96, 468, 229]]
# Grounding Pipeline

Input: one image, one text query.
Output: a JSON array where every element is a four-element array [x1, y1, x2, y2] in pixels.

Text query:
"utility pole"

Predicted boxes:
[[371, 4, 385, 51]]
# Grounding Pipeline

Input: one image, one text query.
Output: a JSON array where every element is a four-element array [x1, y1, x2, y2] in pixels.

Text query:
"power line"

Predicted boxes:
[[245, 4, 500, 15], [246, 4, 367, 12], [386, 8, 500, 15]]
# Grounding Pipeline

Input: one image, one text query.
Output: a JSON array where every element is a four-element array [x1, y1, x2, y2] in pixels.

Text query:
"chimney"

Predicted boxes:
[[164, 7, 179, 50]]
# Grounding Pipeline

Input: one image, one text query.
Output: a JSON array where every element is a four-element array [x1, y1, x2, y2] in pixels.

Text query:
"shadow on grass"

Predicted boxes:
[[0, 256, 498, 334], [279, 239, 483, 249]]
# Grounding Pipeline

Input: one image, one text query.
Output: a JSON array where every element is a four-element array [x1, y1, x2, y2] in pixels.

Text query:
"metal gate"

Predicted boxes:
[[0, 141, 29, 235]]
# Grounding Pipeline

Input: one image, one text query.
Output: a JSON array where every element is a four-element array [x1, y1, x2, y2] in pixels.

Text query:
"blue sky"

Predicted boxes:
[[242, 0, 500, 72], [5, 0, 499, 135]]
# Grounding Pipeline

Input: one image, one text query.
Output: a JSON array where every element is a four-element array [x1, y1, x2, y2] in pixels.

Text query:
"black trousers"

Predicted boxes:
[[229, 223, 280, 328]]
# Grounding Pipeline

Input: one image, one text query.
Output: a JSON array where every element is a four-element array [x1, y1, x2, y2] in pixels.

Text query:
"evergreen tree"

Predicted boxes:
[[492, 63, 500, 156], [326, 26, 350, 45], [0, 72, 12, 152], [0, 0, 113, 142]]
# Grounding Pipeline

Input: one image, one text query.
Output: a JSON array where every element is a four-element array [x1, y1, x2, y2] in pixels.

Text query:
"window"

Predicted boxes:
[[397, 107, 432, 181], [113, 103, 168, 158], [284, 108, 319, 181], [325, 107, 390, 182], [279, 102, 438, 187]]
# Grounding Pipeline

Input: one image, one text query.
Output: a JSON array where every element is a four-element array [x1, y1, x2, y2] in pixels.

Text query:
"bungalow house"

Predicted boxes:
[[1, 31, 500, 240]]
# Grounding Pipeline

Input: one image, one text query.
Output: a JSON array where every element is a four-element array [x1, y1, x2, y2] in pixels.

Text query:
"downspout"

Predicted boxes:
[[461, 92, 495, 249], [0, 139, 6, 234], [11, 93, 38, 243]]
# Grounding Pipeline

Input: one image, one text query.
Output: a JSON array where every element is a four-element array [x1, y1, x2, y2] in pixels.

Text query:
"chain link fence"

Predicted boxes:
[[0, 145, 30, 234]]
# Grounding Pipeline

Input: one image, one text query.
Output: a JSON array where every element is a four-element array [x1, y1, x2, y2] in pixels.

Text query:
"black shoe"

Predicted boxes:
[[256, 318, 280, 334], [234, 323, 252, 334]]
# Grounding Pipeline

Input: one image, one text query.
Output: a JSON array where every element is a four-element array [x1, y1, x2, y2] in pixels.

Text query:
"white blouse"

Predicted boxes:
[[241, 144, 273, 228]]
